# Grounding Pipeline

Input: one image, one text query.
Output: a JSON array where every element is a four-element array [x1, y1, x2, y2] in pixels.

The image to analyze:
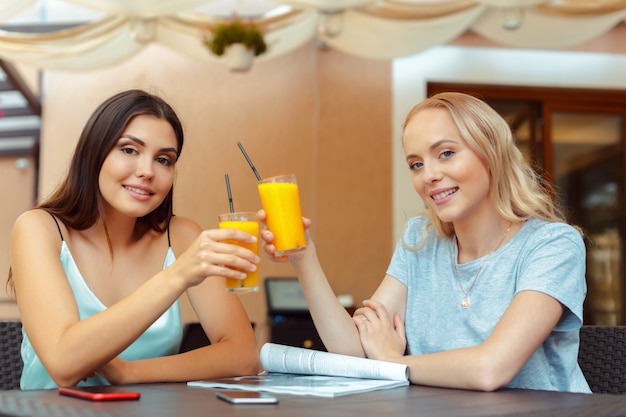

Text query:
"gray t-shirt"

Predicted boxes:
[[387, 217, 590, 393]]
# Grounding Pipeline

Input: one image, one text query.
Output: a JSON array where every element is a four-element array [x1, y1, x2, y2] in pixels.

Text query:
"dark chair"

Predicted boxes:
[[0, 320, 23, 390], [179, 321, 256, 354], [179, 322, 211, 353], [578, 325, 626, 394]]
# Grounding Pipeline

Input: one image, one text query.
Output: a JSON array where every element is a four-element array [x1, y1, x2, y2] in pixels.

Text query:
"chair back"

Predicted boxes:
[[179, 321, 256, 353], [578, 325, 626, 394], [179, 322, 211, 353], [0, 320, 23, 390]]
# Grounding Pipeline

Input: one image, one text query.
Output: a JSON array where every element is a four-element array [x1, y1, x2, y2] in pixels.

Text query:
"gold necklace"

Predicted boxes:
[[452, 222, 512, 309]]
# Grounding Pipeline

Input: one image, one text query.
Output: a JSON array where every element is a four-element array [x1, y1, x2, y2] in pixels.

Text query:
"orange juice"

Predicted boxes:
[[218, 213, 259, 293], [258, 174, 306, 256]]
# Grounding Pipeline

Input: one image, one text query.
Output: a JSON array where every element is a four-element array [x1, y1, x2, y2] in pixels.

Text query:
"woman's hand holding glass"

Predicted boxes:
[[257, 209, 312, 263], [168, 228, 260, 287]]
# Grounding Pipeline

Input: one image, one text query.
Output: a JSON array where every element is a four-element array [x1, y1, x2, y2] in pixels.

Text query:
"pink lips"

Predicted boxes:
[[124, 185, 154, 201], [430, 187, 458, 205]]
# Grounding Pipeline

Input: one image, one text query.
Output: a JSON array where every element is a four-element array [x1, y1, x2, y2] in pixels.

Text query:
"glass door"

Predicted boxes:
[[548, 108, 625, 325]]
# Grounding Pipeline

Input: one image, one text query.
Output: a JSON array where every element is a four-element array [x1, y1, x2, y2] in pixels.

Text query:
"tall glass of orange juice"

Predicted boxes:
[[258, 174, 306, 256], [218, 212, 259, 293]]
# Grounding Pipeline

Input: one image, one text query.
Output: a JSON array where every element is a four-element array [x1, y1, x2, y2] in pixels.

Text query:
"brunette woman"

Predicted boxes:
[[9, 89, 260, 389]]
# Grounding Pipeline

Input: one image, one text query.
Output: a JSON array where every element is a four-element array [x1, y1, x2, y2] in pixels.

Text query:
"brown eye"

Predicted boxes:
[[156, 156, 173, 166]]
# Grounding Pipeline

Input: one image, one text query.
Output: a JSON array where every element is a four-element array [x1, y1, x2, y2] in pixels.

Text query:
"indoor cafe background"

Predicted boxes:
[[1, 0, 626, 346]]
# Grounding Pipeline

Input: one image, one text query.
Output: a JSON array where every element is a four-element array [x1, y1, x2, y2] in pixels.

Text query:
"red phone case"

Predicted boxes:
[[58, 386, 141, 401]]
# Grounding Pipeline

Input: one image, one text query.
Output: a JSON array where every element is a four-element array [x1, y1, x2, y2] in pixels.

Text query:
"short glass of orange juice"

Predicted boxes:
[[218, 212, 259, 293], [257, 174, 306, 257]]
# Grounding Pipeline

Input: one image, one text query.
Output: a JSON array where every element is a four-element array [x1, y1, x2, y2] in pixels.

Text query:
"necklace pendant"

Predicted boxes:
[[461, 297, 470, 309]]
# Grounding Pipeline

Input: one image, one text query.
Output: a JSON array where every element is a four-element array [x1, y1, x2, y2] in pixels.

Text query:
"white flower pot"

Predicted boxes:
[[224, 43, 254, 72]]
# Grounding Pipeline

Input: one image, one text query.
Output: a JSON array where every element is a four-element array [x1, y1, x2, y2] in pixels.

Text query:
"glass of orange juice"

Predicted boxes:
[[257, 174, 306, 257], [218, 212, 259, 293]]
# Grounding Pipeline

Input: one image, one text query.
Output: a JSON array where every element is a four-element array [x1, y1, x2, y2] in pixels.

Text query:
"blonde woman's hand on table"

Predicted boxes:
[[353, 299, 407, 362]]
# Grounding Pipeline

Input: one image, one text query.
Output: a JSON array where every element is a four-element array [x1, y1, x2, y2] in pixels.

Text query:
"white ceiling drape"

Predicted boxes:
[[0, 0, 624, 70], [319, 5, 486, 60]]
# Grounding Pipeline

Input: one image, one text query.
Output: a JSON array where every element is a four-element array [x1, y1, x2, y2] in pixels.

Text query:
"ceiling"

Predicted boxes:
[[0, 0, 625, 70]]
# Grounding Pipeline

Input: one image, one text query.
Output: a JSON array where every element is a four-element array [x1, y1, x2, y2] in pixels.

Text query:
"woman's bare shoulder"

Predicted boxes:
[[12, 209, 63, 239], [11, 209, 64, 264], [168, 215, 203, 252]]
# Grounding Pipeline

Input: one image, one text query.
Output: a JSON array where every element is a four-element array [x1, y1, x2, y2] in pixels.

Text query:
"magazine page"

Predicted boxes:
[[260, 343, 409, 381], [187, 374, 409, 398]]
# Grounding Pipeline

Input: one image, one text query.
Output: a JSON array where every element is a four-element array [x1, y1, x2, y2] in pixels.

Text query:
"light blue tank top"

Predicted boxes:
[[20, 222, 182, 389]]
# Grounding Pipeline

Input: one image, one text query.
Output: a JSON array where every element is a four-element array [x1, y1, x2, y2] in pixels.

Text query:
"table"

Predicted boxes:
[[1, 383, 626, 417]]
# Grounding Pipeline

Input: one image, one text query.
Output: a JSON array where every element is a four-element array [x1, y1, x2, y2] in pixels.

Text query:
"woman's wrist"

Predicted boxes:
[[288, 241, 317, 265]]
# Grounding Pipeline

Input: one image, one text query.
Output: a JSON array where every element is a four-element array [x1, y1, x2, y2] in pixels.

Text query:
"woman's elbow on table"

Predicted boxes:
[[466, 354, 517, 392], [237, 342, 262, 376], [47, 366, 93, 388], [213, 338, 262, 377], [236, 354, 262, 377]]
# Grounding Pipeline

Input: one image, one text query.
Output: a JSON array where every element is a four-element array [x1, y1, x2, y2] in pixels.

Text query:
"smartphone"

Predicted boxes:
[[58, 386, 141, 401], [216, 390, 278, 405]]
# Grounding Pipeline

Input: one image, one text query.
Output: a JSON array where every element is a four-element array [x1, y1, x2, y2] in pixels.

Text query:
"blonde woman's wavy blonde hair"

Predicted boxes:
[[403, 91, 574, 240]]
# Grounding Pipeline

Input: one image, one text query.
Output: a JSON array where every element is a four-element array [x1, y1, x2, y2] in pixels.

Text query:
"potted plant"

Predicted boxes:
[[205, 16, 267, 71]]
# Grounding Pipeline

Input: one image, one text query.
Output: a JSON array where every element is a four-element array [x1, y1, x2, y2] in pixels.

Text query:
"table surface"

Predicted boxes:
[[1, 382, 626, 417]]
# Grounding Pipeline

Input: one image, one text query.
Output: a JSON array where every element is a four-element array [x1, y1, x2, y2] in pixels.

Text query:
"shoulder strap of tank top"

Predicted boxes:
[[46, 211, 65, 241], [167, 217, 171, 247]]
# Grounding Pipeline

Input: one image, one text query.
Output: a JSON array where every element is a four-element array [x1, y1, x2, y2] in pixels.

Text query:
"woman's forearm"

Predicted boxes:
[[291, 247, 364, 357]]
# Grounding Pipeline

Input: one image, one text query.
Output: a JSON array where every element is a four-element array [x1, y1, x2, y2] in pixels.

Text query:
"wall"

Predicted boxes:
[[33, 40, 392, 344], [0, 156, 35, 319], [0, 63, 41, 318]]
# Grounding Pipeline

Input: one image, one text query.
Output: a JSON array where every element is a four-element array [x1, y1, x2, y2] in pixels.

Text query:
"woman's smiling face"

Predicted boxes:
[[403, 107, 491, 224], [98, 114, 179, 219]]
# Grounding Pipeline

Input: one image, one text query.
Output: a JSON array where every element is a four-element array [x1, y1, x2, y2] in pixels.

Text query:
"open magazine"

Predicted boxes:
[[259, 342, 409, 381], [187, 343, 410, 397]]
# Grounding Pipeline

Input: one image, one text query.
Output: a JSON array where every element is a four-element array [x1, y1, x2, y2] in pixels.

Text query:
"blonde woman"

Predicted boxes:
[[260, 92, 590, 393]]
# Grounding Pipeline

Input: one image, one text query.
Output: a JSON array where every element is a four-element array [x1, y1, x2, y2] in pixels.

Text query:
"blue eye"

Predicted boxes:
[[409, 161, 423, 171], [441, 150, 454, 159]]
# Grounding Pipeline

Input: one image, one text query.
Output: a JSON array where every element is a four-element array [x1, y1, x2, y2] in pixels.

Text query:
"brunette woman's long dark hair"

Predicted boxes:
[[7, 89, 184, 293]]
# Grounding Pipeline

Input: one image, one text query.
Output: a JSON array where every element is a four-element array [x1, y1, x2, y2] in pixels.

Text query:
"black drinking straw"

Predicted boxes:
[[237, 141, 262, 181], [224, 174, 235, 213]]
